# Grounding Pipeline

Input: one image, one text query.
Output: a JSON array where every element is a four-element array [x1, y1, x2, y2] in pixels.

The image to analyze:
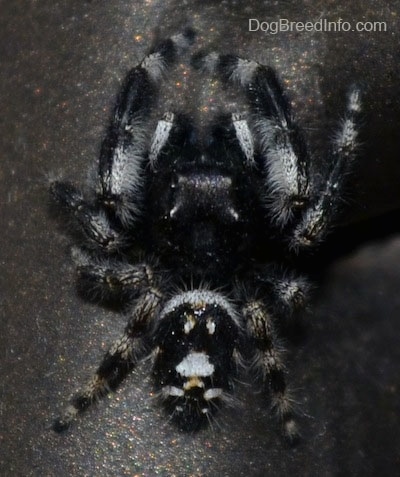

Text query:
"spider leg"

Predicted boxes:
[[230, 112, 256, 167], [51, 29, 196, 250], [98, 28, 195, 226], [289, 87, 362, 250], [193, 52, 362, 249], [201, 112, 256, 170], [50, 181, 128, 253], [192, 52, 310, 226], [252, 266, 311, 317], [243, 299, 299, 443], [72, 249, 158, 304], [148, 111, 196, 170], [53, 286, 163, 432]]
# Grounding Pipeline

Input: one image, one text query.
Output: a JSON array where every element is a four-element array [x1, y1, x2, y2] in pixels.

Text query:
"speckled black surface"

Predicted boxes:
[[1, 1, 400, 476]]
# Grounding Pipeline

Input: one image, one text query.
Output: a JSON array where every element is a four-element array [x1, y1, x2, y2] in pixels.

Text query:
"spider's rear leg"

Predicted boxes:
[[192, 52, 311, 226], [53, 286, 163, 432], [289, 86, 362, 250], [243, 299, 299, 444]]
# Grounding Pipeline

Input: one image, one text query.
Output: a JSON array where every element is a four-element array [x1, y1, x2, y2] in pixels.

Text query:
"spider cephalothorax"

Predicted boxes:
[[51, 28, 361, 442]]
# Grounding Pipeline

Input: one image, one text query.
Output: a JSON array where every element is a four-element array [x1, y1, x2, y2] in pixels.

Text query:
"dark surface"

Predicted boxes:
[[1, 1, 399, 476]]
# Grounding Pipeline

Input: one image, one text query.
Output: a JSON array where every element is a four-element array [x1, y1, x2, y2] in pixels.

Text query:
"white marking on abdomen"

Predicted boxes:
[[163, 385, 185, 397], [203, 388, 223, 400], [206, 319, 216, 335], [176, 352, 215, 377]]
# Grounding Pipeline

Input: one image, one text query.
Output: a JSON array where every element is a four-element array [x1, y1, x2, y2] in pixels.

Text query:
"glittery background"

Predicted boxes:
[[1, 1, 400, 475]]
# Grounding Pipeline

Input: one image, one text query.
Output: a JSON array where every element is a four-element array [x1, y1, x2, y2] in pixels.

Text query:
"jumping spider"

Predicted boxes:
[[51, 28, 361, 442]]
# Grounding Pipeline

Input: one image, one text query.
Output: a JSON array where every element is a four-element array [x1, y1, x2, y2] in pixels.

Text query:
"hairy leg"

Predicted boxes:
[[53, 286, 163, 432], [192, 51, 310, 226], [289, 87, 362, 250], [51, 29, 196, 251], [243, 299, 299, 443]]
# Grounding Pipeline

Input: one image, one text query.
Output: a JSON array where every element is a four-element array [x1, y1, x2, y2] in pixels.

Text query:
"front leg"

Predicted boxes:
[[98, 29, 196, 226], [50, 29, 196, 251], [289, 87, 362, 250], [192, 52, 310, 226], [193, 52, 362, 248]]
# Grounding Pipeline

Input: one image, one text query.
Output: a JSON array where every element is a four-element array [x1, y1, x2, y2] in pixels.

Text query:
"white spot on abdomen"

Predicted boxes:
[[163, 386, 185, 397], [203, 388, 223, 400], [176, 352, 215, 377]]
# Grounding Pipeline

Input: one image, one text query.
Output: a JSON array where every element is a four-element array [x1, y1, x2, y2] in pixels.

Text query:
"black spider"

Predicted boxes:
[[51, 28, 361, 442]]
